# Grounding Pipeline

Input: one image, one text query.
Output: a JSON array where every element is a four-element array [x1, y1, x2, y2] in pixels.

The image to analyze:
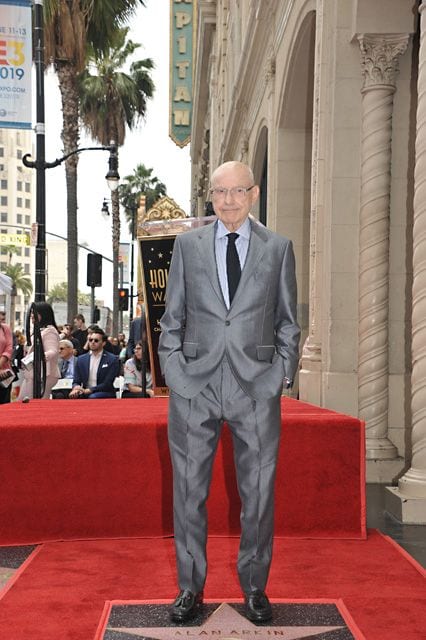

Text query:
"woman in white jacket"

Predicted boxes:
[[18, 302, 60, 400]]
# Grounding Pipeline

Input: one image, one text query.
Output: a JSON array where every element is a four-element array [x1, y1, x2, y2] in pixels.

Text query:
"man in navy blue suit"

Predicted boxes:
[[70, 326, 119, 399]]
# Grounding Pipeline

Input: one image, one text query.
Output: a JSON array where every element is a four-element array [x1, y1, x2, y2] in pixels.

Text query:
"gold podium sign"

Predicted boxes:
[[139, 212, 216, 396]]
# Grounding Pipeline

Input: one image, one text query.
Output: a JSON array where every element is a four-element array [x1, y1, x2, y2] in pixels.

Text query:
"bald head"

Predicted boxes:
[[211, 161, 254, 187], [209, 161, 259, 232]]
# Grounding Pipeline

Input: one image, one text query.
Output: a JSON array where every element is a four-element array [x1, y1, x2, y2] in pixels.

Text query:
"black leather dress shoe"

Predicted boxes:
[[170, 589, 203, 622], [244, 589, 272, 622]]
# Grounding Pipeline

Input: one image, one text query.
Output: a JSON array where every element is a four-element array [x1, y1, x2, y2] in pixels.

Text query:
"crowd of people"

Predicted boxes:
[[0, 303, 153, 404]]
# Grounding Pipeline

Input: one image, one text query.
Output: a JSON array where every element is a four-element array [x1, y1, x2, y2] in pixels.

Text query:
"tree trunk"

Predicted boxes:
[[56, 63, 80, 323]]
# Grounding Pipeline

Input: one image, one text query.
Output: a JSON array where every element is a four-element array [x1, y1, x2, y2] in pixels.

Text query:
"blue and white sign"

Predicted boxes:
[[0, 0, 32, 130]]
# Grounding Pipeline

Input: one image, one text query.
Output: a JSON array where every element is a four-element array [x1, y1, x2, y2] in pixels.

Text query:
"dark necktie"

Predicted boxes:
[[226, 232, 241, 304], [61, 360, 68, 378]]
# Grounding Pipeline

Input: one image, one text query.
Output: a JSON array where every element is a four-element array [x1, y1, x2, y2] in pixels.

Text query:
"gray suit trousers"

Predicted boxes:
[[168, 358, 281, 594]]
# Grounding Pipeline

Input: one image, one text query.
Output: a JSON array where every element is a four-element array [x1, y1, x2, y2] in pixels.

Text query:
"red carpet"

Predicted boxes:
[[0, 531, 424, 639], [0, 397, 365, 544]]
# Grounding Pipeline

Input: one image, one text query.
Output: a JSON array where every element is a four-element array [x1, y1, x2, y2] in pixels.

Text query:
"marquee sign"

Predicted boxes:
[[169, 0, 196, 148]]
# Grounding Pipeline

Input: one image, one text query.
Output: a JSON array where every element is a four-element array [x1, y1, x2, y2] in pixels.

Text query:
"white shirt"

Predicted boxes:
[[88, 351, 102, 388]]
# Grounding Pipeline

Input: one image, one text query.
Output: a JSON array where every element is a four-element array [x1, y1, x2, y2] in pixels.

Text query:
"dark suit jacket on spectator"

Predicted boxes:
[[126, 314, 147, 359], [73, 350, 120, 397]]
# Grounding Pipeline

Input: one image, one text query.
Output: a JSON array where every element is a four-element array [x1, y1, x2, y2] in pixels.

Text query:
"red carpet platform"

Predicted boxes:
[[0, 397, 366, 545]]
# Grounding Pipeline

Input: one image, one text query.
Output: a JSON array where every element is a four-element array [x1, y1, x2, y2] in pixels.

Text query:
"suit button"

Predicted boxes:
[[225, 320, 230, 326]]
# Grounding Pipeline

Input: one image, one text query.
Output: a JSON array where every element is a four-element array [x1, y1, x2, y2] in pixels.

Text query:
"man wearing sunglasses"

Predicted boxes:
[[70, 326, 119, 399]]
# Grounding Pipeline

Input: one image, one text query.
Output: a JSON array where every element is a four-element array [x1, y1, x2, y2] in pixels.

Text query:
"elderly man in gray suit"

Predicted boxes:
[[159, 161, 300, 624]]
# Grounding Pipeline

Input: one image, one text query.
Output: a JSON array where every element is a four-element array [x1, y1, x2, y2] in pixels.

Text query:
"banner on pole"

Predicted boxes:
[[0, 0, 32, 130]]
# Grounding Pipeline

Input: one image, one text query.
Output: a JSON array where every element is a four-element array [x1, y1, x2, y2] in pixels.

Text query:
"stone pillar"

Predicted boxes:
[[357, 34, 408, 461], [387, 3, 426, 523]]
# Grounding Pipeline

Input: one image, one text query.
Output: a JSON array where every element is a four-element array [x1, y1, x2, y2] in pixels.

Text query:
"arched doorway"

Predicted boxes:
[[276, 11, 316, 360]]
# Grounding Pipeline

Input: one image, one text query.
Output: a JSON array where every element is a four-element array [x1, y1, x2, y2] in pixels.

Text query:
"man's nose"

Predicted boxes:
[[224, 188, 234, 203]]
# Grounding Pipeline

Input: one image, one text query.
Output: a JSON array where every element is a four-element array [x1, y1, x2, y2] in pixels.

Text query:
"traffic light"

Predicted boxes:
[[118, 288, 129, 311]]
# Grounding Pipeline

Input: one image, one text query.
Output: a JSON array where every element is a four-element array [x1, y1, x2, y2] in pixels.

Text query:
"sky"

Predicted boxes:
[[43, 1, 191, 306]]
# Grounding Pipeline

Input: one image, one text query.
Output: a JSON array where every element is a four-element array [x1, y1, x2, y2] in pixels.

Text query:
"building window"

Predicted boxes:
[[24, 263, 30, 274], [24, 247, 30, 257], [0, 179, 7, 190], [0, 247, 7, 255], [0, 164, 4, 170], [17, 181, 22, 191], [0, 196, 7, 206], [25, 183, 30, 193], [15, 247, 22, 256], [0, 261, 7, 270], [0, 148, 4, 157], [25, 215, 30, 225], [17, 197, 22, 207], [0, 212, 7, 223], [17, 149, 22, 159], [17, 214, 22, 224], [25, 199, 30, 208]]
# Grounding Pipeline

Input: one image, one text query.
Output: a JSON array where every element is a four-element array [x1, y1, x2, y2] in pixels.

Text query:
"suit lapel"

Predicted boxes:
[[195, 218, 270, 309], [197, 222, 224, 305], [231, 220, 269, 307]]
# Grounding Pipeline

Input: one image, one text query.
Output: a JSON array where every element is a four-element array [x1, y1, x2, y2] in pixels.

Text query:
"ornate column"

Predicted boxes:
[[387, 3, 426, 521], [357, 34, 408, 460]]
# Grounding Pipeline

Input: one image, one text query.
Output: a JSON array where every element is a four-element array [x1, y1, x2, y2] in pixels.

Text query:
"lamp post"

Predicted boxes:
[[23, 143, 119, 302]]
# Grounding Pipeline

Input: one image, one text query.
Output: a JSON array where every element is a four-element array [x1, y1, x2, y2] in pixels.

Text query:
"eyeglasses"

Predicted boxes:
[[209, 186, 255, 199], [88, 338, 101, 343]]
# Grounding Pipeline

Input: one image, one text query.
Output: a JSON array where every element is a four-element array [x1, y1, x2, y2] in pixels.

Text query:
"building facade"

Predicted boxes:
[[190, 0, 426, 522], [0, 129, 34, 328]]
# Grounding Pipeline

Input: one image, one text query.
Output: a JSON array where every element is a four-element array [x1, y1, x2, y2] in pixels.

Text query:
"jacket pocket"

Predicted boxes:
[[183, 341, 198, 358], [256, 345, 276, 362]]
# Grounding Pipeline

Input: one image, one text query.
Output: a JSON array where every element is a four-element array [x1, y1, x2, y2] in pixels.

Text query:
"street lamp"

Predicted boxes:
[[22, 143, 119, 302]]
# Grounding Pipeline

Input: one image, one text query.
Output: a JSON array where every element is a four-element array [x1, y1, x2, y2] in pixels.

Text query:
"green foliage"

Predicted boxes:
[[3, 264, 33, 297], [78, 27, 155, 146], [119, 164, 167, 234], [47, 282, 98, 306]]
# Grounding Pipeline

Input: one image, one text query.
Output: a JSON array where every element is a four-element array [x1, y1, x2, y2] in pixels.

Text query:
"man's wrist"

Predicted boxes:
[[284, 377, 293, 389]]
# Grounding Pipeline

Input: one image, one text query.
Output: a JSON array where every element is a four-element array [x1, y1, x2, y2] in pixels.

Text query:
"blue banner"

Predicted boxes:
[[0, 0, 32, 130]]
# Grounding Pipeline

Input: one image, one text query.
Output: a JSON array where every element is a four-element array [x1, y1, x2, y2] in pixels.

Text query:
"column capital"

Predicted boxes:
[[358, 34, 410, 90]]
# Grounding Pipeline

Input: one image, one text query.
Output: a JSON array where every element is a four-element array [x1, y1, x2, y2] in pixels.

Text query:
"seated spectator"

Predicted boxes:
[[108, 336, 121, 356], [72, 314, 88, 355], [70, 326, 120, 399], [60, 323, 80, 354], [82, 325, 115, 353], [122, 340, 153, 398], [58, 339, 77, 379]]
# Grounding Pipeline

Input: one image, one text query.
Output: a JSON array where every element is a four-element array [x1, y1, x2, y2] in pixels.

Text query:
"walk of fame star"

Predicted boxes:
[[104, 602, 356, 640]]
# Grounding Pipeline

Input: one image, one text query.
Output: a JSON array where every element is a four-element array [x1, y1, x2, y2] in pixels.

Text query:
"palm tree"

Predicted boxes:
[[4, 264, 33, 331], [79, 27, 155, 335], [119, 164, 167, 234], [43, 0, 145, 323]]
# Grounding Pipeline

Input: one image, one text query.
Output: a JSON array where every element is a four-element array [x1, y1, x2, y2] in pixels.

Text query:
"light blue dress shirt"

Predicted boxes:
[[215, 217, 251, 308]]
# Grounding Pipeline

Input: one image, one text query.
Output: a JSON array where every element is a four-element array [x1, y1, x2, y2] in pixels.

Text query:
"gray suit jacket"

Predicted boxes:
[[158, 219, 300, 401]]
